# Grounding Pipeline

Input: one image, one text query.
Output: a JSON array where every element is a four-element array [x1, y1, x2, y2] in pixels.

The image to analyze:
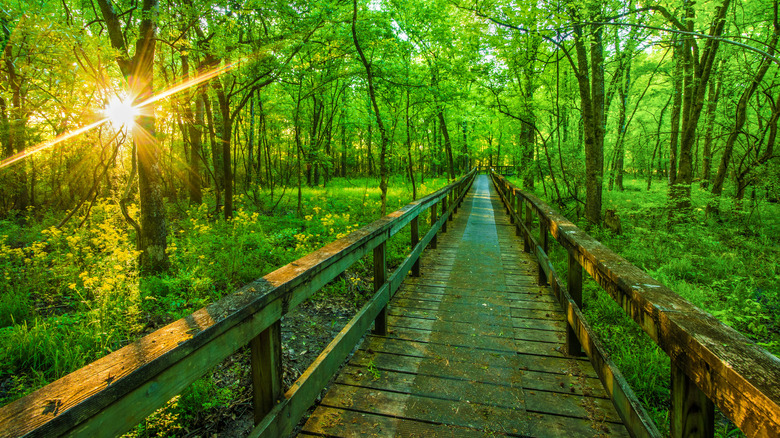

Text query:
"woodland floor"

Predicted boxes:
[[215, 294, 363, 437], [129, 289, 371, 437]]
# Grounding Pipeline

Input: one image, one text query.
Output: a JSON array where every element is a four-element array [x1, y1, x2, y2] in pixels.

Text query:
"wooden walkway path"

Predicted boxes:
[[299, 175, 629, 437]]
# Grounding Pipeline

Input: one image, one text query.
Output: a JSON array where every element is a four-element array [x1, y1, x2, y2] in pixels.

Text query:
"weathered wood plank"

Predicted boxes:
[[389, 315, 562, 343], [389, 327, 524, 353], [349, 350, 604, 397], [525, 389, 623, 423], [336, 365, 527, 411], [349, 350, 520, 385], [526, 413, 631, 438], [566, 249, 583, 356], [373, 242, 388, 335], [393, 296, 512, 312], [319, 384, 529, 435], [301, 406, 508, 437], [672, 362, 714, 438], [411, 216, 420, 277], [250, 320, 281, 423]]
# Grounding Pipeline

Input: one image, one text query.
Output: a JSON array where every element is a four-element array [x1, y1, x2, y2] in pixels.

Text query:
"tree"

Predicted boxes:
[[711, 3, 779, 198], [95, 0, 169, 273], [352, 0, 390, 215], [666, 0, 731, 212], [569, 2, 606, 225]]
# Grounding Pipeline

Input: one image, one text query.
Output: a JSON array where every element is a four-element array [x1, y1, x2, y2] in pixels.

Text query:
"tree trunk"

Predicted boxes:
[[366, 121, 374, 176], [341, 122, 347, 177], [438, 110, 456, 180], [204, 94, 222, 208], [307, 95, 322, 186], [0, 96, 8, 159], [571, 15, 604, 225], [614, 59, 631, 192], [181, 55, 203, 205], [521, 120, 534, 189], [649, 97, 671, 190], [294, 83, 303, 216], [3, 38, 29, 212], [700, 63, 722, 188], [672, 0, 731, 213], [353, 0, 389, 214], [461, 121, 469, 172], [668, 38, 683, 186], [247, 90, 255, 187], [406, 86, 417, 200], [97, 0, 168, 272], [212, 79, 233, 218]]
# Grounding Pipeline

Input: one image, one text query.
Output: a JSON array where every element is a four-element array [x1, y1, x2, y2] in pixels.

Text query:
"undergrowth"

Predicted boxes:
[[0, 174, 447, 435]]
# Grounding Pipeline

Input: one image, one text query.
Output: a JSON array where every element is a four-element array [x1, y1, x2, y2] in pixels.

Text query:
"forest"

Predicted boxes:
[[0, 0, 778, 436]]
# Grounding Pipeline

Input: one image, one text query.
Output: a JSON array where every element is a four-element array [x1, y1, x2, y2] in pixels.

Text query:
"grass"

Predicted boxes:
[[0, 174, 449, 430], [511, 176, 780, 436]]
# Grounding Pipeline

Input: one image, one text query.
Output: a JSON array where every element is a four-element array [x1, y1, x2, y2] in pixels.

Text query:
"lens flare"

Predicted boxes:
[[104, 95, 139, 129]]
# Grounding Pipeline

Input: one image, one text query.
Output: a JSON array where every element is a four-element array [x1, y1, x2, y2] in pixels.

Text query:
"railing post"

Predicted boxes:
[[508, 190, 515, 223], [441, 196, 448, 233], [373, 241, 388, 335], [538, 219, 549, 285], [514, 195, 521, 237], [523, 201, 532, 253], [453, 187, 458, 214], [504, 186, 511, 215], [430, 203, 438, 249], [565, 250, 582, 356], [448, 191, 454, 221], [671, 364, 714, 438], [411, 215, 420, 277], [250, 320, 282, 424]]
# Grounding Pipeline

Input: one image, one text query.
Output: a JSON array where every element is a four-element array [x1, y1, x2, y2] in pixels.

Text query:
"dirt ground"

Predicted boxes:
[[180, 284, 371, 437]]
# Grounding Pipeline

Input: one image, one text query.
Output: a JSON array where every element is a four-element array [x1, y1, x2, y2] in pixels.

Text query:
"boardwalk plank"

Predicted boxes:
[[301, 406, 513, 437], [319, 384, 530, 435], [335, 365, 526, 411], [348, 350, 607, 398]]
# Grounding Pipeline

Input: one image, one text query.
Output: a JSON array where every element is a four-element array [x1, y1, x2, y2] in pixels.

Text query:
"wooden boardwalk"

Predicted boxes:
[[299, 175, 629, 437]]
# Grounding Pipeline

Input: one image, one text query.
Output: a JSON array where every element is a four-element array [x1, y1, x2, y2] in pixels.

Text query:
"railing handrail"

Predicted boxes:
[[0, 169, 477, 438], [490, 172, 780, 438]]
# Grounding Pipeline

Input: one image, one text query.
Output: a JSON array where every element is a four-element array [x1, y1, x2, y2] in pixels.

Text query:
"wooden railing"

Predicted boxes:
[[0, 169, 476, 438], [490, 171, 780, 438]]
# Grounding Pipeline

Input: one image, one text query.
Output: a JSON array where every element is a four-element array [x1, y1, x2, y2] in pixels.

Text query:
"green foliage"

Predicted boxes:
[[127, 368, 245, 437], [0, 175, 447, 425]]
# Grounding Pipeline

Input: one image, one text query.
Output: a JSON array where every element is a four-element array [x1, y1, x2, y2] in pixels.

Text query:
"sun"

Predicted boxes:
[[104, 95, 139, 129]]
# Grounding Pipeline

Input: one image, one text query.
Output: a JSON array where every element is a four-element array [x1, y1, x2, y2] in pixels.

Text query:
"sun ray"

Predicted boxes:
[[0, 119, 107, 169], [0, 59, 242, 171], [138, 62, 237, 108]]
